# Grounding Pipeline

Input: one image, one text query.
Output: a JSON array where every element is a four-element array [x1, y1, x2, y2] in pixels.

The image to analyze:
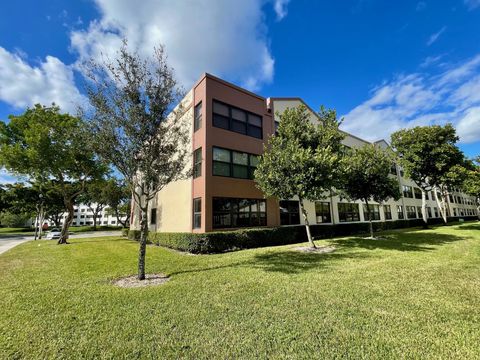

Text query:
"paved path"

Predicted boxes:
[[0, 231, 122, 255]]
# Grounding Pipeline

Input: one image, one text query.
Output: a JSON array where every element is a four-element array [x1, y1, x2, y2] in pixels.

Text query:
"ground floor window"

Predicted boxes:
[[397, 205, 404, 219], [363, 204, 380, 221], [193, 198, 201, 229], [417, 206, 422, 218], [338, 203, 360, 222], [406, 206, 417, 219], [384, 205, 392, 220], [213, 197, 266, 228], [280, 200, 300, 225], [150, 208, 157, 225], [434, 207, 439, 217], [427, 207, 432, 218], [315, 201, 331, 223]]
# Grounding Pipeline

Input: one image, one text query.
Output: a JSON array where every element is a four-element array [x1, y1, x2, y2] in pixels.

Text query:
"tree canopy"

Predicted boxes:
[[82, 40, 191, 279], [255, 104, 344, 247], [0, 104, 106, 242], [341, 145, 401, 238], [391, 124, 465, 223]]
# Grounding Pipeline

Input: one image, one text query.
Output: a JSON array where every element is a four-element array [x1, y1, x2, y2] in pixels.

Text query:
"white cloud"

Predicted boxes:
[[426, 26, 446, 46], [70, 0, 288, 91], [464, 0, 480, 10], [274, 0, 291, 20], [342, 54, 480, 144], [416, 1, 426, 11], [0, 47, 85, 113], [456, 107, 480, 143]]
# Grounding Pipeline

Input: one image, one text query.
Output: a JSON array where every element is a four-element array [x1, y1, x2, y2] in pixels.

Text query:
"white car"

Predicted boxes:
[[45, 228, 62, 240]]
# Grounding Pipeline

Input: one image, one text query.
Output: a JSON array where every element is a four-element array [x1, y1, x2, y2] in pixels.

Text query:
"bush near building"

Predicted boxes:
[[127, 216, 478, 253]]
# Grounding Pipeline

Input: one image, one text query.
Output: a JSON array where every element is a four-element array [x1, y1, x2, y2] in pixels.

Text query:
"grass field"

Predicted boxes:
[[1, 222, 479, 359]]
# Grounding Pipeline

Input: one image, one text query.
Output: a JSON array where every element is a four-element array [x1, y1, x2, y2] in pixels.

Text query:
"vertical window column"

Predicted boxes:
[[193, 198, 201, 229]]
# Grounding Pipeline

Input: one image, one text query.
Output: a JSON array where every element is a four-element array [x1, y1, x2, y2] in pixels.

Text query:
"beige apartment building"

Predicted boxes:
[[131, 73, 478, 234]]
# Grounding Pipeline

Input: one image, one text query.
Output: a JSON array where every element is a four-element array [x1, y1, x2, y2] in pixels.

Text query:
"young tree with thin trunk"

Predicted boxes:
[[82, 41, 190, 280], [254, 105, 344, 248], [103, 179, 131, 228], [77, 179, 111, 230], [0, 105, 106, 243], [340, 145, 401, 238], [391, 124, 465, 225]]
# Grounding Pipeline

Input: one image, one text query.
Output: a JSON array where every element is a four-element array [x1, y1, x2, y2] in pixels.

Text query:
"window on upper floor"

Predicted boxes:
[[194, 102, 202, 131], [212, 147, 259, 180], [193, 148, 202, 178], [212, 100, 263, 139], [403, 185, 413, 198], [414, 188, 422, 199]]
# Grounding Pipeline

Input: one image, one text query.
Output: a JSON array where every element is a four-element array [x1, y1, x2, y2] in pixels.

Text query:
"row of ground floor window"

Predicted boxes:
[[187, 197, 479, 229]]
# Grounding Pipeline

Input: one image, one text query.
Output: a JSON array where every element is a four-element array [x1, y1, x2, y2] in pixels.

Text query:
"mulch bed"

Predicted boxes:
[[293, 245, 336, 254], [113, 273, 170, 288]]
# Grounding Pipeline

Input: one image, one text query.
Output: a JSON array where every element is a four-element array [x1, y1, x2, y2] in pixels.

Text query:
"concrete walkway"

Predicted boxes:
[[0, 231, 122, 255]]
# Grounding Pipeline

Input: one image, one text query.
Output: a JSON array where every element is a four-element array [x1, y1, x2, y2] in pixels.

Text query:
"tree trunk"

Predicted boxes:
[[93, 210, 98, 230], [58, 200, 74, 244], [138, 204, 149, 280], [421, 189, 428, 228], [364, 200, 374, 239], [33, 212, 39, 241], [38, 205, 45, 239], [434, 186, 448, 224], [299, 198, 315, 248]]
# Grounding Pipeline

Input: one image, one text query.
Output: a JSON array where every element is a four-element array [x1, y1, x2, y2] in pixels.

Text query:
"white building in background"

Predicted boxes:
[[46, 204, 128, 227]]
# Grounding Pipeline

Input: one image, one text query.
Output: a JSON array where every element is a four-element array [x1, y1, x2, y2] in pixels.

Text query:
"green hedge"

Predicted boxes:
[[121, 228, 129, 237], [126, 216, 478, 254]]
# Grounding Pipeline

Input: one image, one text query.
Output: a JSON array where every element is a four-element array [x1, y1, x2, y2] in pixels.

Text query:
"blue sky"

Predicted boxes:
[[1, 0, 480, 183]]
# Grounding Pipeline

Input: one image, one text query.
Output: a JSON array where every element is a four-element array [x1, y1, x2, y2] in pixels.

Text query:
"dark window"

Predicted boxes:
[[193, 198, 201, 229], [427, 207, 432, 218], [390, 163, 397, 176], [274, 121, 280, 133], [194, 102, 202, 131], [280, 200, 300, 225], [212, 147, 259, 180], [399, 169, 404, 177], [315, 202, 331, 223], [384, 205, 392, 220], [212, 100, 263, 139], [193, 148, 202, 178], [150, 208, 157, 225], [338, 203, 360, 222], [363, 204, 380, 221], [414, 188, 422, 199], [417, 206, 423, 218], [425, 191, 429, 201], [397, 205, 405, 219], [80, 215, 85, 219], [406, 206, 416, 219], [434, 207, 439, 218], [403, 185, 413, 198], [213, 197, 266, 229]]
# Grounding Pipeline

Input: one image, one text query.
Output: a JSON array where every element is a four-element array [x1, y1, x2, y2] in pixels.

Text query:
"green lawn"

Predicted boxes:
[[1, 222, 479, 359], [0, 227, 33, 235], [0, 225, 122, 237]]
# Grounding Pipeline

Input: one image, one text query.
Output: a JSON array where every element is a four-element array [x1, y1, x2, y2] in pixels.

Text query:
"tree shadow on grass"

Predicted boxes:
[[332, 229, 467, 252], [454, 223, 480, 231], [168, 249, 371, 276]]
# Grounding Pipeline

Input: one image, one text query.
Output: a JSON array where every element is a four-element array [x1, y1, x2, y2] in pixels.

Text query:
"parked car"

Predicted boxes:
[[45, 228, 61, 240]]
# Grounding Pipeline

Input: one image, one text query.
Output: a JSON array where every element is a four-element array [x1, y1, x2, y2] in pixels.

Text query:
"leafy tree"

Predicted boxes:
[[0, 211, 31, 228], [77, 178, 111, 230], [42, 183, 67, 228], [340, 145, 401, 238], [0, 184, 8, 216], [103, 179, 131, 228], [255, 105, 344, 248], [463, 158, 480, 218], [82, 41, 190, 280], [0, 105, 106, 243], [391, 124, 465, 224]]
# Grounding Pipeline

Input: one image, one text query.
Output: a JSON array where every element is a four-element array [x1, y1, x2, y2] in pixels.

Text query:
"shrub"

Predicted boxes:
[[121, 228, 129, 237], [128, 216, 478, 254]]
